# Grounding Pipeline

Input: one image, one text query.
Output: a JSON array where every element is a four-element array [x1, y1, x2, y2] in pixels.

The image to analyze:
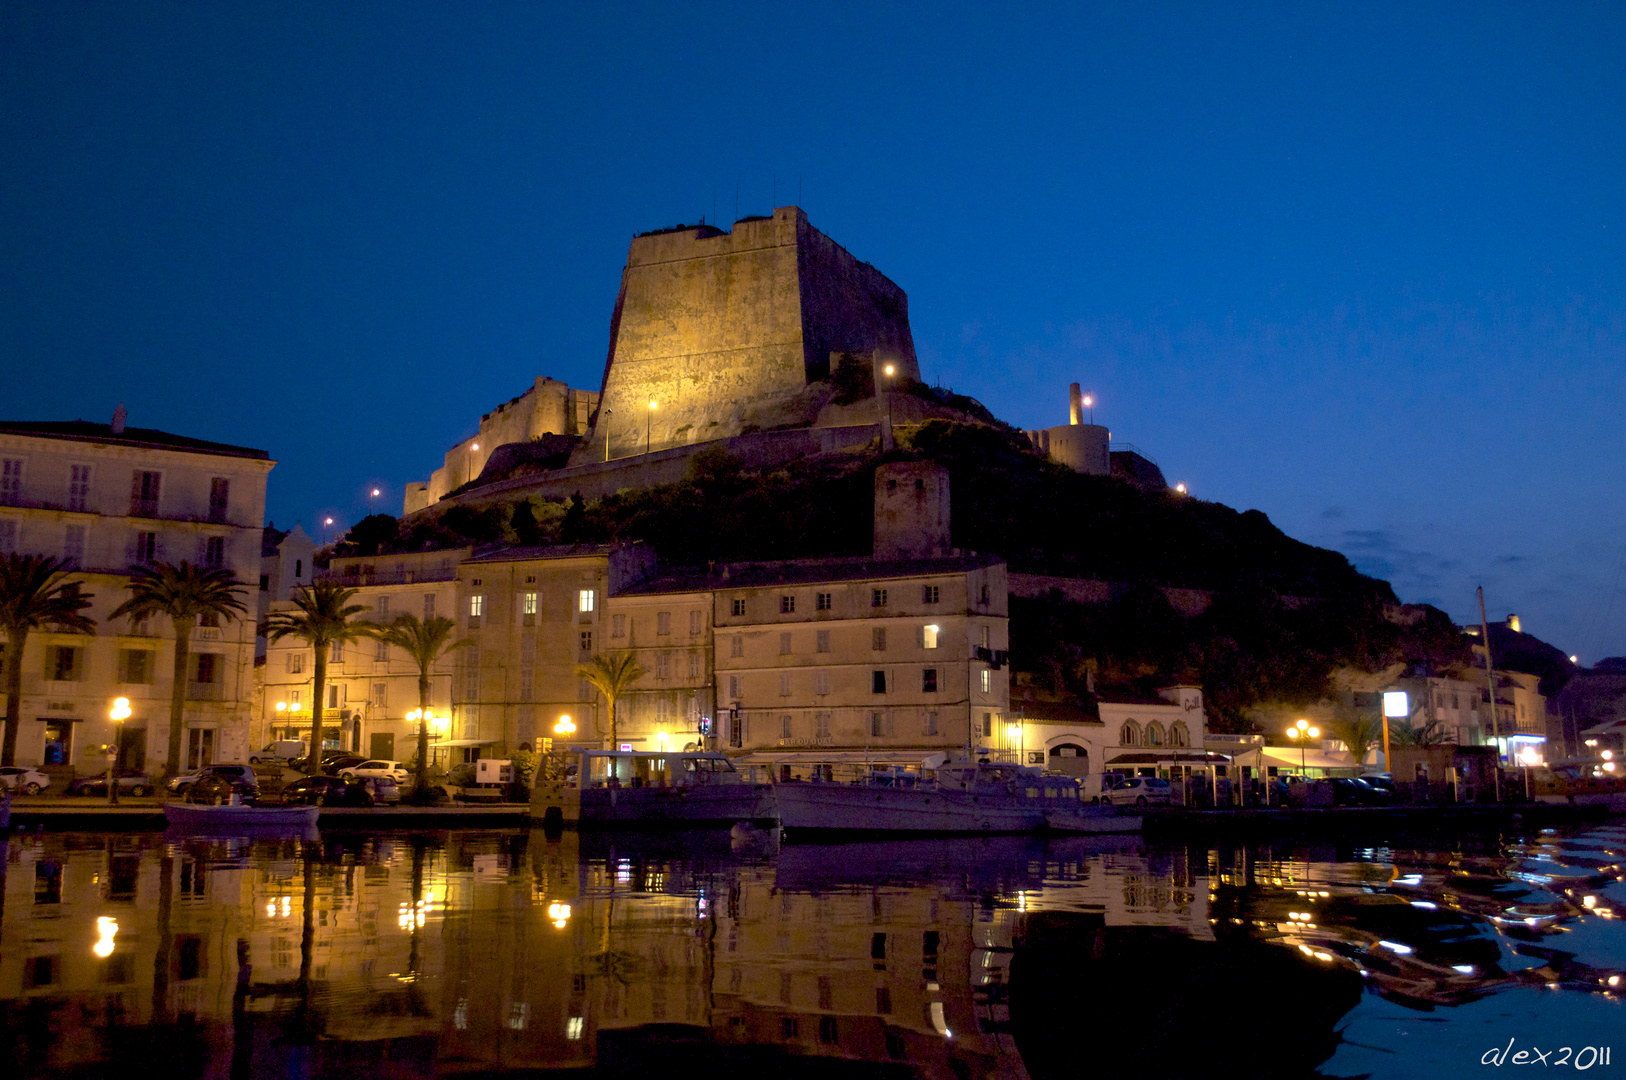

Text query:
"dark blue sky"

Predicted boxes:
[[5, 2, 1623, 660]]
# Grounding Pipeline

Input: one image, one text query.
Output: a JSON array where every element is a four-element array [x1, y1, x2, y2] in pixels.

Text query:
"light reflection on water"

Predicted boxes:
[[1, 822, 1623, 1079]]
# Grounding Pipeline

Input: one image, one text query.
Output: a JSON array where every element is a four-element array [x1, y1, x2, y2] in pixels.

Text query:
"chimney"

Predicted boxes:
[[1068, 383, 1082, 426], [111, 403, 127, 435]]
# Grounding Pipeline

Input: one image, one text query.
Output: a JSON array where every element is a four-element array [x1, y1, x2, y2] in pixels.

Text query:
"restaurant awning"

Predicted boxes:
[[1106, 750, 1232, 766], [1259, 746, 1356, 772]]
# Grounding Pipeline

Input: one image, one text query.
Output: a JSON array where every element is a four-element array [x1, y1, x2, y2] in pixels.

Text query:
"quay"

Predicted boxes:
[[2, 798, 531, 832]]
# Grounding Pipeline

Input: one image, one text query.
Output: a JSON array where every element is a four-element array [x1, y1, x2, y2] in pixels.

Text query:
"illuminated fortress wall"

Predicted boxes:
[[573, 207, 919, 465]]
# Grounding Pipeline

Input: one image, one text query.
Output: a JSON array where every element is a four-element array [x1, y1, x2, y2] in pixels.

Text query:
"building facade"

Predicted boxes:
[[0, 417, 272, 774]]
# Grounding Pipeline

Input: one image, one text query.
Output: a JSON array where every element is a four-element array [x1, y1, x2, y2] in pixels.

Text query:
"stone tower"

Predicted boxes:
[[874, 461, 952, 559], [572, 207, 919, 465]]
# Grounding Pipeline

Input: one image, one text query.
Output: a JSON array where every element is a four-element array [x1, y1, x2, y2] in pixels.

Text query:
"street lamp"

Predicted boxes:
[[369, 487, 381, 515], [107, 697, 131, 805], [602, 409, 613, 462], [646, 401, 657, 455], [1082, 394, 1094, 424], [1286, 719, 1319, 777], [1006, 723, 1023, 764], [554, 714, 576, 737], [323, 517, 334, 545]]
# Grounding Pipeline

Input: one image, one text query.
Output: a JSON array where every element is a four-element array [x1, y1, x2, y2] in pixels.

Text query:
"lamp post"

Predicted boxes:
[[1082, 393, 1094, 424], [1287, 719, 1319, 777], [107, 697, 131, 805], [323, 517, 334, 545], [1006, 723, 1023, 764], [646, 401, 657, 455], [602, 409, 613, 462], [370, 487, 380, 515]]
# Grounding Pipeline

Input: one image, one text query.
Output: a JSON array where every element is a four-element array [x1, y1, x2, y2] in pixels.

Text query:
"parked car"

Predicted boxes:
[[338, 759, 409, 784], [360, 775, 402, 805], [169, 763, 260, 797], [1104, 776, 1173, 807], [281, 775, 374, 807], [250, 740, 308, 765], [66, 769, 154, 797], [1360, 774, 1399, 798], [185, 770, 260, 805], [0, 766, 51, 795], [320, 753, 367, 777]]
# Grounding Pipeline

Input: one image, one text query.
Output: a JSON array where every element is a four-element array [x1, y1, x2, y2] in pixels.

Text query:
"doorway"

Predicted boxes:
[[187, 728, 216, 770], [370, 732, 395, 760], [40, 719, 74, 765], [117, 727, 147, 771], [1048, 744, 1089, 778]]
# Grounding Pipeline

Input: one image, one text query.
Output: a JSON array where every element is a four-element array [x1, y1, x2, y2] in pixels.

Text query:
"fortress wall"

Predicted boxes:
[[573, 207, 918, 466], [425, 377, 599, 504]]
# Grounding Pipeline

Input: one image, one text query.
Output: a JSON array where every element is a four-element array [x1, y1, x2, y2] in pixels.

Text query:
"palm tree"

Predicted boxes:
[[1, 554, 96, 766], [575, 651, 646, 749], [1326, 711, 1384, 769], [265, 580, 370, 774], [110, 561, 246, 778], [367, 613, 465, 797]]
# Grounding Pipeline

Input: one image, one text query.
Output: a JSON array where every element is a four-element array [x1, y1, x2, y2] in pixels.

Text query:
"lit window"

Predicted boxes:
[[523, 592, 537, 615], [579, 589, 595, 612], [921, 625, 939, 649], [979, 669, 990, 694], [469, 595, 484, 618]]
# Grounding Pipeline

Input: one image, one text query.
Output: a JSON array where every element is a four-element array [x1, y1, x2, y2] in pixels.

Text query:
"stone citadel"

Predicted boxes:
[[403, 206, 1163, 514]]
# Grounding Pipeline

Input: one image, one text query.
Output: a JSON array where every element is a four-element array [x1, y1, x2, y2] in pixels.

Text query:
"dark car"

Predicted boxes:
[[282, 775, 374, 807], [320, 754, 367, 777], [185, 771, 260, 805], [1329, 776, 1390, 806], [66, 769, 155, 797]]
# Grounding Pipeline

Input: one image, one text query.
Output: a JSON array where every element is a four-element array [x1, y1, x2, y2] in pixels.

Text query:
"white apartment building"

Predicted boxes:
[[0, 416, 272, 775]]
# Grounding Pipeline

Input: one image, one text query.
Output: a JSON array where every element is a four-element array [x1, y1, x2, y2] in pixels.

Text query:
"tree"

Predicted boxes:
[[367, 613, 465, 798], [1325, 702, 1384, 769], [265, 581, 370, 774], [1, 554, 96, 766], [575, 651, 646, 749], [110, 561, 247, 778]]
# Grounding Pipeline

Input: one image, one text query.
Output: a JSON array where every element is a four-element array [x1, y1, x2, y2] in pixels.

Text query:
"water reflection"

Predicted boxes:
[[0, 822, 1622, 1078]]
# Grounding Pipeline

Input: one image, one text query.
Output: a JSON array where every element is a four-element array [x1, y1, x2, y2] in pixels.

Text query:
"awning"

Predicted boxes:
[[430, 738, 500, 748], [735, 749, 950, 767], [1107, 751, 1231, 766], [1260, 746, 1358, 772]]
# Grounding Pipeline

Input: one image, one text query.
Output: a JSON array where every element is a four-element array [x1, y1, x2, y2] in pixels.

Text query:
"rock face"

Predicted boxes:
[[571, 206, 919, 466]]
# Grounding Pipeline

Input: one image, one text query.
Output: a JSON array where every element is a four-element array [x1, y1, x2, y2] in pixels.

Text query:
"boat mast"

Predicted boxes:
[[1478, 586, 1500, 759]]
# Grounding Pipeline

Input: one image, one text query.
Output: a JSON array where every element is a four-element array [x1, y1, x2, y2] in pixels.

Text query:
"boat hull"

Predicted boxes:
[[163, 803, 321, 832], [533, 781, 778, 829], [773, 782, 1140, 837]]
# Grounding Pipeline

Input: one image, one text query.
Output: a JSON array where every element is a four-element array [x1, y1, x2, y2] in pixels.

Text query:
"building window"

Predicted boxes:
[[779, 631, 792, 655], [294, 559, 303, 579], [375, 639, 388, 662], [687, 652, 700, 679], [204, 536, 225, 568], [469, 595, 484, 618], [924, 710, 938, 736], [135, 530, 157, 563], [50, 646, 79, 682], [1121, 722, 1139, 746], [579, 589, 595, 613], [815, 629, 830, 653], [921, 624, 939, 649], [727, 676, 742, 699], [872, 670, 887, 694], [287, 652, 305, 674], [979, 669, 990, 694], [922, 585, 940, 604], [779, 673, 792, 696], [68, 464, 91, 512], [119, 649, 153, 684], [870, 712, 889, 737], [611, 613, 626, 637], [983, 712, 993, 737], [130, 470, 161, 516], [371, 682, 388, 708], [979, 583, 991, 606], [689, 609, 702, 635], [872, 627, 886, 651], [979, 625, 991, 649], [194, 653, 218, 685], [657, 652, 670, 679], [1170, 723, 1188, 747], [872, 588, 887, 608], [423, 593, 436, 618], [208, 478, 230, 523], [579, 630, 592, 653], [922, 668, 938, 693], [187, 729, 215, 771], [519, 669, 533, 701], [330, 640, 344, 664], [814, 670, 829, 695], [199, 611, 220, 628], [1146, 722, 1164, 746], [378, 595, 390, 614], [63, 524, 86, 568], [731, 597, 746, 617], [816, 711, 831, 738], [0, 459, 23, 504], [781, 714, 793, 739], [815, 591, 833, 611], [730, 634, 744, 658], [657, 610, 672, 635], [779, 595, 795, 614], [523, 592, 537, 625]]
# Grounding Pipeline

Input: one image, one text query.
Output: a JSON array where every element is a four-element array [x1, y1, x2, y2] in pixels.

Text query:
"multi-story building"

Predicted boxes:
[[262, 547, 467, 759], [601, 582, 714, 751], [0, 415, 272, 774]]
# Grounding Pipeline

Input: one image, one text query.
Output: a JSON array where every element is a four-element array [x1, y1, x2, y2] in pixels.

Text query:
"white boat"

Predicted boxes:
[[1532, 759, 1626, 809], [163, 803, 321, 831], [532, 749, 777, 828], [772, 758, 1141, 837]]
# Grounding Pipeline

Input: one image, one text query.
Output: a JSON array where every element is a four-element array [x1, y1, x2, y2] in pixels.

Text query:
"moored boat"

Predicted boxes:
[[532, 748, 777, 829], [163, 803, 321, 830], [773, 757, 1141, 837], [1533, 759, 1626, 809]]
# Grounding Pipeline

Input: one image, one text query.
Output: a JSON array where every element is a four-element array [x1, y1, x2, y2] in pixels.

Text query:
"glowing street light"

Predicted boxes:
[[1082, 394, 1094, 424], [1175, 482, 1188, 495], [554, 714, 576, 736], [107, 697, 131, 805], [1286, 719, 1320, 777]]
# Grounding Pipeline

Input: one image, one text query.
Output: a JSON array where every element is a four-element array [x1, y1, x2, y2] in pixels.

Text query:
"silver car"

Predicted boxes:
[[1104, 776, 1172, 807], [0, 766, 51, 795]]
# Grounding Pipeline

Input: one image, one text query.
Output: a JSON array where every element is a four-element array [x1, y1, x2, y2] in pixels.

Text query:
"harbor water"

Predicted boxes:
[[2, 819, 1623, 1078]]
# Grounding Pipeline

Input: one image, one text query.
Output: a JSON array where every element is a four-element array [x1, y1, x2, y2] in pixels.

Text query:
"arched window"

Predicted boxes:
[[1146, 722, 1164, 746], [1170, 723, 1188, 747], [1120, 721, 1139, 746]]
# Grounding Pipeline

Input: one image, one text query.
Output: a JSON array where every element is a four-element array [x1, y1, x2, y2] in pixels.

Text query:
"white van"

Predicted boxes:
[[250, 740, 308, 765]]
